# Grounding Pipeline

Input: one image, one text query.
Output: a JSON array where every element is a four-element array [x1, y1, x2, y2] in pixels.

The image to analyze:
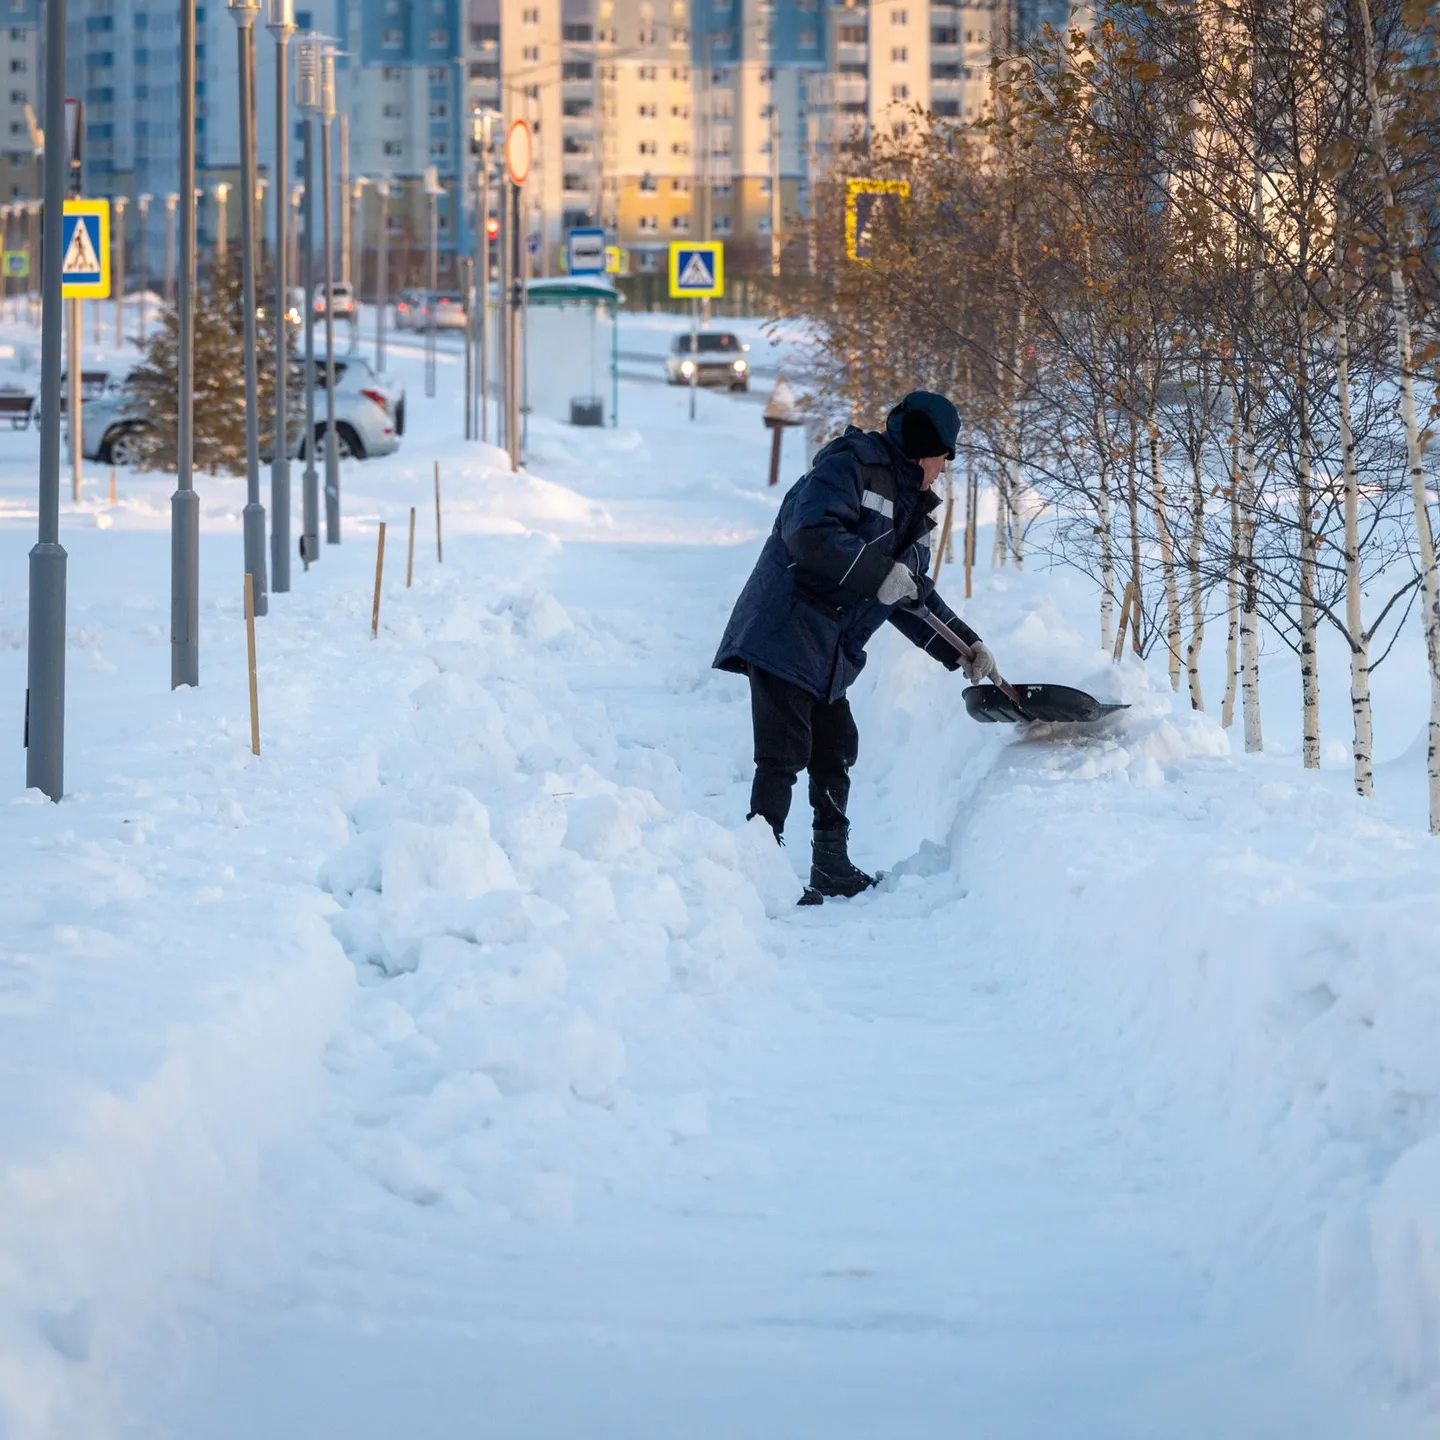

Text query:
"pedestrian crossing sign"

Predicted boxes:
[[60, 199, 110, 299], [668, 241, 723, 299]]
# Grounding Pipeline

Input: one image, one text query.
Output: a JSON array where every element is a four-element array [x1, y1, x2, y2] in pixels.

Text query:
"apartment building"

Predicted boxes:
[[1, 0, 39, 205]]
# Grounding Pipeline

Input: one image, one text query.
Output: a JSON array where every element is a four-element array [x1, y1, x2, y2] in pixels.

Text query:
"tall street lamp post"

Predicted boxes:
[[215, 182, 230, 261], [164, 191, 178, 306], [296, 34, 320, 566], [424, 164, 442, 400], [25, 0, 70, 798], [172, 0, 199, 688], [374, 176, 389, 373], [320, 43, 340, 544], [137, 193, 151, 344], [230, 0, 267, 615], [112, 194, 127, 347], [348, 175, 365, 352], [267, 0, 294, 592]]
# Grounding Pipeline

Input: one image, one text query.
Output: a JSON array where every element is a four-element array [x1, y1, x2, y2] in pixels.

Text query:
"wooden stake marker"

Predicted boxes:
[[406, 505, 416, 587], [244, 572, 261, 756], [433, 460, 444, 563], [1113, 580, 1140, 664], [372, 522, 387, 638], [109, 468, 116, 505], [932, 488, 955, 584]]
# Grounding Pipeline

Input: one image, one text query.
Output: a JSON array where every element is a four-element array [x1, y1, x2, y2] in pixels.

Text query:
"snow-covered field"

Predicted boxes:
[[2, 306, 1440, 1439]]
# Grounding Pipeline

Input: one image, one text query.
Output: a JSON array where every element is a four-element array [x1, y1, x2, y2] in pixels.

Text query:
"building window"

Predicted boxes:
[[637, 214, 659, 233], [713, 180, 732, 196], [891, 83, 909, 100], [9, 57, 26, 72], [671, 103, 688, 118], [430, 101, 449, 118], [427, 29, 448, 45], [638, 101, 656, 116], [523, 45, 540, 61], [891, 46, 907, 61], [522, 6, 539, 22], [892, 6, 908, 21], [430, 139, 449, 156], [383, 140, 403, 156], [672, 176, 691, 192], [637, 24, 656, 43], [638, 139, 657, 155], [429, 65, 447, 81], [381, 28, 401, 46], [383, 103, 401, 118], [670, 214, 690, 232], [671, 28, 688, 43], [639, 173, 657, 192], [383, 66, 401, 80], [670, 141, 688, 155], [8, 89, 24, 104], [712, 213, 732, 234]]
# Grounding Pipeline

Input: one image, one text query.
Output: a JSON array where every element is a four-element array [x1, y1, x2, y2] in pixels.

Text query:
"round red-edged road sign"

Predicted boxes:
[[505, 120, 533, 186]]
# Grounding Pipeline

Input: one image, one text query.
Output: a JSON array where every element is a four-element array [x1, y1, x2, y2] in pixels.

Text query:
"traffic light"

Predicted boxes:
[[485, 216, 500, 242]]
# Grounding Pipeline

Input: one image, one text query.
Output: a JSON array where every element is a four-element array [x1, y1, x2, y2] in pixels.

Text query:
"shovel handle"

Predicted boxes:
[[911, 606, 1026, 710]]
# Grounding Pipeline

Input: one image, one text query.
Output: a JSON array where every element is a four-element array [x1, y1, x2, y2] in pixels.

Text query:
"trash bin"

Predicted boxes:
[[570, 396, 604, 427]]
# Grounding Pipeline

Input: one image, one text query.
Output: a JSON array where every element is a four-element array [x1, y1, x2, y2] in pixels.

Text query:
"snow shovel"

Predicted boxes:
[[909, 606, 1129, 725]]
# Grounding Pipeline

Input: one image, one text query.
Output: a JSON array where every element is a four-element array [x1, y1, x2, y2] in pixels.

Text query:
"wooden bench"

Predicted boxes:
[[0, 392, 35, 429]]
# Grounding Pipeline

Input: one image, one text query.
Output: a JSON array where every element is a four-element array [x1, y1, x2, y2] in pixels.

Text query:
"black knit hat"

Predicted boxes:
[[885, 390, 960, 461]]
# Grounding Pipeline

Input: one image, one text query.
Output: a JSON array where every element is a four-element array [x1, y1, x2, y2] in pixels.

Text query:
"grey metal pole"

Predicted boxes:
[[164, 192, 177, 306], [339, 112, 350, 286], [320, 49, 340, 544], [172, 0, 199, 688], [232, 0, 267, 615], [301, 119, 318, 564], [507, 180, 520, 470], [268, 0, 293, 592], [25, 0, 70, 799], [375, 178, 388, 372], [479, 160, 490, 442], [462, 254, 472, 439], [113, 195, 126, 348], [137, 193, 150, 344], [425, 176, 438, 399], [689, 298, 698, 420]]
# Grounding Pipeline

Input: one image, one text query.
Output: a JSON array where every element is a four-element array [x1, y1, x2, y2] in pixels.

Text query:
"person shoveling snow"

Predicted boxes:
[[714, 390, 996, 902]]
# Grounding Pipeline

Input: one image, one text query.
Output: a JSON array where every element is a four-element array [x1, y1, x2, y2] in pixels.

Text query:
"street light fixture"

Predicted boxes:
[[319, 42, 340, 545], [295, 31, 321, 567], [229, 0, 268, 616]]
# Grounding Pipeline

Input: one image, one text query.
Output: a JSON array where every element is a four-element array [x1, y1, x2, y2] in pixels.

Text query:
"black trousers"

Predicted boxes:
[[747, 666, 859, 838]]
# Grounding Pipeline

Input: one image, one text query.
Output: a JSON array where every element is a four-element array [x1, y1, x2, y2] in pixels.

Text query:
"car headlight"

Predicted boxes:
[[733, 359, 748, 372], [680, 360, 695, 377]]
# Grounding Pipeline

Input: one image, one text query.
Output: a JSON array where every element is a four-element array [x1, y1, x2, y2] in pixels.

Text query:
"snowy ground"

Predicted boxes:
[[2, 303, 1440, 1439]]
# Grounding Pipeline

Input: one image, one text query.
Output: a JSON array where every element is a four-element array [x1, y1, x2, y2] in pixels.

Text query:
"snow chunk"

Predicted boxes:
[[734, 815, 804, 916], [1372, 1135, 1440, 1388]]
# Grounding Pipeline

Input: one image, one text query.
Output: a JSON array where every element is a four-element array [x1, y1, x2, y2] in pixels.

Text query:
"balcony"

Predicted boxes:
[[836, 42, 868, 66], [834, 76, 868, 105]]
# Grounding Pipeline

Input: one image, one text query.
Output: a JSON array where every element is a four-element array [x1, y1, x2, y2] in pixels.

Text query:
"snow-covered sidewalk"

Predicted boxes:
[[3, 349, 1440, 1438]]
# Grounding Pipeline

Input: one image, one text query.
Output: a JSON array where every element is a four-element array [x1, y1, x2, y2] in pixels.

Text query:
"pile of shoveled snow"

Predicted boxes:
[[850, 568, 1440, 1403], [313, 580, 800, 1222]]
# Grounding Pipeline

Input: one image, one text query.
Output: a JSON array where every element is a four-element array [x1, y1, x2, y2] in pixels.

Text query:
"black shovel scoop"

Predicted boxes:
[[911, 607, 1128, 725]]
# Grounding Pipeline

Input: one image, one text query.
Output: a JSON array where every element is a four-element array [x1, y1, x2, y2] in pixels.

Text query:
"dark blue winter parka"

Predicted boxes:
[[713, 425, 981, 702]]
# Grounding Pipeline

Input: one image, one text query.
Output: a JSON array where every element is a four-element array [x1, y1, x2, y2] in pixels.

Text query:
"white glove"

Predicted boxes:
[[877, 563, 919, 607], [964, 642, 997, 684]]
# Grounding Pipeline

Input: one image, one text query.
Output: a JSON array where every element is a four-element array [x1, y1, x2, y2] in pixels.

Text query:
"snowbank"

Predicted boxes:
[[852, 565, 1440, 1404]]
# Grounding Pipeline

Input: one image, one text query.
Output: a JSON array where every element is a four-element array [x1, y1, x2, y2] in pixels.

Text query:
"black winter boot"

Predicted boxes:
[[803, 825, 876, 902]]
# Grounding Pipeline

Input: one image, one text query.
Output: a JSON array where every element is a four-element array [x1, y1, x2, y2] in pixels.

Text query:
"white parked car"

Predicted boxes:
[[414, 290, 468, 332], [313, 280, 358, 323], [79, 357, 407, 465], [664, 331, 750, 391]]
